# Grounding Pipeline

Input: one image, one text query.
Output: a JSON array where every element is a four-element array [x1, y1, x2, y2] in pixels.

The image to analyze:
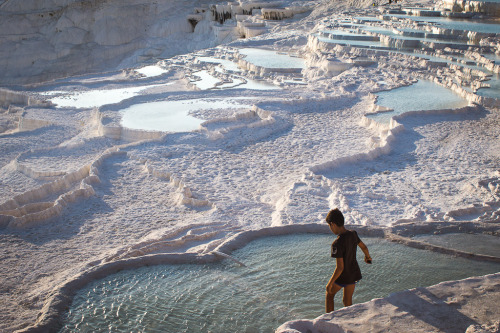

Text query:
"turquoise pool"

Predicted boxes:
[[60, 233, 500, 332], [369, 80, 469, 123], [239, 48, 305, 69], [388, 15, 500, 34]]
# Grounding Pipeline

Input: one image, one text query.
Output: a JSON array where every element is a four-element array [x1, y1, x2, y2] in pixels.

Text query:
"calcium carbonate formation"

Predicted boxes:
[[0, 0, 499, 332]]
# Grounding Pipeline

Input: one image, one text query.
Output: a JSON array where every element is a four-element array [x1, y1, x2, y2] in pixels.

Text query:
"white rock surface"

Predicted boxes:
[[0, 0, 499, 332], [0, 0, 218, 84], [277, 273, 500, 333]]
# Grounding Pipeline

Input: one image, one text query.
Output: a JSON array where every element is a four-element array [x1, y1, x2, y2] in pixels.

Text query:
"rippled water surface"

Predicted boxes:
[[61, 234, 500, 332]]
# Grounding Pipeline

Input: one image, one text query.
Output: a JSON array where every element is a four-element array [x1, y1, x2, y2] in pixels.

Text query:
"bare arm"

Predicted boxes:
[[326, 257, 344, 293], [358, 241, 372, 264]]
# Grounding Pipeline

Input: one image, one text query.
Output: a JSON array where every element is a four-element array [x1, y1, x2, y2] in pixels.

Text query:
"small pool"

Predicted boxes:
[[60, 233, 500, 332], [197, 57, 241, 72], [413, 233, 500, 257], [354, 16, 383, 22], [230, 76, 281, 90], [388, 15, 500, 34], [120, 98, 252, 132], [191, 70, 221, 90], [364, 26, 474, 46], [239, 48, 305, 69], [476, 73, 500, 99], [483, 53, 500, 65], [316, 36, 382, 48], [135, 65, 168, 78], [40, 83, 174, 109], [368, 80, 469, 123], [322, 29, 370, 36]]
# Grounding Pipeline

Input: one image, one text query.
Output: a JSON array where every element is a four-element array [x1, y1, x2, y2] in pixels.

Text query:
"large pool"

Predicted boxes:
[[120, 98, 252, 132], [60, 233, 500, 332], [476, 73, 500, 99], [239, 48, 305, 69], [388, 15, 500, 34], [413, 233, 500, 257], [40, 83, 173, 109], [369, 80, 469, 123]]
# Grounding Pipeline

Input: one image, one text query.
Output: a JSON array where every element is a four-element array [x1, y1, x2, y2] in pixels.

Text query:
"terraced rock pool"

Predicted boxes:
[[120, 98, 253, 132], [369, 80, 469, 123], [60, 233, 500, 332]]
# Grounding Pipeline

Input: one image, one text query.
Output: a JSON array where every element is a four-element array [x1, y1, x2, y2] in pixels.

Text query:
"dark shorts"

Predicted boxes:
[[335, 281, 357, 288]]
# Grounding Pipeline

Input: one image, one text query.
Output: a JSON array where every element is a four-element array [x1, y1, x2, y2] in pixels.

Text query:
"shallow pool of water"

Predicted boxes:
[[41, 83, 173, 108], [231, 76, 281, 90], [389, 15, 500, 34], [322, 29, 368, 36], [136, 65, 168, 78], [239, 48, 305, 69], [120, 98, 251, 132], [369, 80, 469, 123], [483, 53, 500, 65], [476, 73, 500, 99], [191, 70, 221, 90], [317, 35, 382, 48], [197, 57, 241, 72], [364, 26, 474, 46], [413, 233, 500, 257], [355, 16, 383, 22], [60, 233, 500, 333]]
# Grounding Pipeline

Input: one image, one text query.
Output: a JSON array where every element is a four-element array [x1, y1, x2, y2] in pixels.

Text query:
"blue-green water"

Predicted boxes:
[[239, 48, 305, 69], [477, 73, 500, 99], [363, 25, 474, 45], [369, 80, 469, 123], [483, 53, 500, 65], [316, 35, 382, 48], [413, 233, 500, 257], [60, 234, 500, 333], [388, 15, 500, 34]]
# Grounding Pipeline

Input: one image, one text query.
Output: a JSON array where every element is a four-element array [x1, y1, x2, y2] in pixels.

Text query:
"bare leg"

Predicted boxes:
[[325, 283, 342, 313], [342, 284, 356, 307]]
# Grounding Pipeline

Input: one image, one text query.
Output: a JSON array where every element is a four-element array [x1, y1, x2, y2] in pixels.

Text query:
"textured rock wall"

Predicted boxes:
[[0, 0, 204, 85], [440, 0, 500, 16]]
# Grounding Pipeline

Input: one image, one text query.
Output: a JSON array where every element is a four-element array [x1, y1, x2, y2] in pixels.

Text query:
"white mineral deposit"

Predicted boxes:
[[0, 0, 499, 332]]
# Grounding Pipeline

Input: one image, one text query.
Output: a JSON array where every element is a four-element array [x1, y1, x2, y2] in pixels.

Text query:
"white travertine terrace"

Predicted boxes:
[[440, 0, 500, 16], [1, 0, 499, 332]]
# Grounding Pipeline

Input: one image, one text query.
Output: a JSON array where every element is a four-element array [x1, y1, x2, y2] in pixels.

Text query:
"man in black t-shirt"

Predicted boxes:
[[325, 209, 372, 313]]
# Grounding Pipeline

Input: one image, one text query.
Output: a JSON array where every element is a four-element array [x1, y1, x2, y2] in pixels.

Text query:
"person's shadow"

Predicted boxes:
[[386, 287, 480, 332]]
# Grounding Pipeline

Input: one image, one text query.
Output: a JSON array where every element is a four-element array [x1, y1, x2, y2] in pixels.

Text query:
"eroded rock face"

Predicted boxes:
[[0, 0, 201, 85], [0, 0, 313, 85]]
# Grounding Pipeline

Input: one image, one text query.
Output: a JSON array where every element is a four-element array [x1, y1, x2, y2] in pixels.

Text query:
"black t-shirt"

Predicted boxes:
[[331, 230, 362, 285]]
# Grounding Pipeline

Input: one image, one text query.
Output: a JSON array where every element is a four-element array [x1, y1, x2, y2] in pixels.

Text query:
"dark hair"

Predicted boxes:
[[326, 208, 344, 227]]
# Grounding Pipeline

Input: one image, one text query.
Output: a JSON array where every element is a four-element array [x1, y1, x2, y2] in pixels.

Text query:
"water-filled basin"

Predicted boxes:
[[60, 233, 500, 332], [476, 73, 500, 99], [388, 15, 500, 34], [413, 233, 500, 257], [136, 65, 168, 78], [316, 35, 382, 48], [197, 57, 241, 72], [41, 83, 173, 109], [239, 48, 305, 69], [369, 80, 469, 123], [120, 98, 252, 132]]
